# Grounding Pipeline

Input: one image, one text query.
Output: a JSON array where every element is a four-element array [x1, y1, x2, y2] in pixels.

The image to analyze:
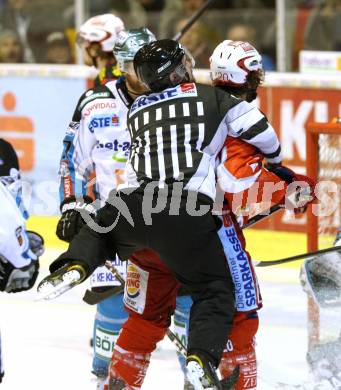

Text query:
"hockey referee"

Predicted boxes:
[[40, 39, 283, 389]]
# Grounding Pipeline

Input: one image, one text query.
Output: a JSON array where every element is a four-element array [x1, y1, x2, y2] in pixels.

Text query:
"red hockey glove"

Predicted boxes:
[[265, 163, 316, 214]]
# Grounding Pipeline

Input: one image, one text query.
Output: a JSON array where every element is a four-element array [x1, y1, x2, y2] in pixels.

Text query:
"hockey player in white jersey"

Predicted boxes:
[[56, 14, 128, 386], [55, 25, 156, 389], [0, 139, 44, 383], [0, 139, 43, 292]]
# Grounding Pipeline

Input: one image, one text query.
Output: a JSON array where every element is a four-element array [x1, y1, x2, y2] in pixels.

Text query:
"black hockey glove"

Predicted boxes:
[[0, 256, 40, 293], [56, 195, 96, 242]]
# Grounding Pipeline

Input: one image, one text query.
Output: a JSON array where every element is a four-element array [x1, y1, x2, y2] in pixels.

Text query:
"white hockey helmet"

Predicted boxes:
[[77, 14, 125, 52], [210, 40, 263, 86]]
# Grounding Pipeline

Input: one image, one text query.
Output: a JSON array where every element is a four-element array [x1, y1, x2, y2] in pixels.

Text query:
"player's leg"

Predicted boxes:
[[89, 258, 127, 387], [109, 316, 167, 389], [108, 250, 179, 389], [92, 294, 127, 386], [150, 204, 236, 389], [216, 212, 260, 389], [174, 294, 194, 389], [219, 311, 259, 390]]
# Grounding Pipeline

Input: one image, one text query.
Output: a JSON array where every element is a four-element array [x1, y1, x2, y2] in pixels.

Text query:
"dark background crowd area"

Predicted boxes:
[[0, 0, 340, 71]]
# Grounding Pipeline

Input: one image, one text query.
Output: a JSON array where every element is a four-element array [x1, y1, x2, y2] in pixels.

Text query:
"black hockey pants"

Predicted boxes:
[[52, 188, 235, 366]]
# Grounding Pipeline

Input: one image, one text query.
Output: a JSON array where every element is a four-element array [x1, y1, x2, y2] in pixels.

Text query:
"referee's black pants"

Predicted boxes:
[[53, 189, 235, 366]]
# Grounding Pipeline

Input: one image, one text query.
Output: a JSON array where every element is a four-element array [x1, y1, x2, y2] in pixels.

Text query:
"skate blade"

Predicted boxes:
[[36, 265, 86, 301], [186, 362, 218, 390], [186, 362, 205, 390]]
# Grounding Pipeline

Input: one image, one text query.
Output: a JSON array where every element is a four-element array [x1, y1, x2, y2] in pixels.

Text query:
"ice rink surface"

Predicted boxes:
[[0, 247, 312, 390]]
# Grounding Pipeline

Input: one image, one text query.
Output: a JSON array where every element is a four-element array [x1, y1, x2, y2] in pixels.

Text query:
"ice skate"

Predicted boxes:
[[184, 379, 195, 389], [92, 374, 107, 390], [36, 262, 87, 301], [108, 377, 126, 390], [186, 353, 222, 390]]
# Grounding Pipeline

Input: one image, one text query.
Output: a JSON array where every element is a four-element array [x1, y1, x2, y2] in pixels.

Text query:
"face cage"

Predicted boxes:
[[183, 47, 195, 68], [169, 52, 195, 86], [76, 33, 90, 48], [117, 57, 135, 74]]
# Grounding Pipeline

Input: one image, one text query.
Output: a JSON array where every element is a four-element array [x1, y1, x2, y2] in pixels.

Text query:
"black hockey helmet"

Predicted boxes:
[[134, 39, 194, 92]]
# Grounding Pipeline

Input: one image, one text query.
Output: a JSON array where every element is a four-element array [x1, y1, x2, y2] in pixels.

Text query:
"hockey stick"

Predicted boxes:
[[242, 185, 314, 230], [82, 261, 125, 305], [241, 203, 282, 230], [254, 245, 341, 268], [166, 328, 187, 357], [172, 0, 216, 41], [87, 236, 340, 279], [83, 285, 123, 305]]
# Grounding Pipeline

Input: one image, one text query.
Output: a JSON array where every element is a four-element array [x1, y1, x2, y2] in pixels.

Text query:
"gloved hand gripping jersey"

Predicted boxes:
[[56, 195, 97, 242]]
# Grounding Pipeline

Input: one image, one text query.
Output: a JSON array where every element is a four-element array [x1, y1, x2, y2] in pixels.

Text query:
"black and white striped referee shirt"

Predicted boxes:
[[124, 82, 281, 201]]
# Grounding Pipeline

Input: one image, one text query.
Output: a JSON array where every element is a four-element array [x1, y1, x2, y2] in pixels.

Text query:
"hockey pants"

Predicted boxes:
[[54, 189, 236, 366]]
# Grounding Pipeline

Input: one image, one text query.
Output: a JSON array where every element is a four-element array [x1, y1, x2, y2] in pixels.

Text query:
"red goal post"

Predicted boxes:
[[306, 120, 341, 345], [306, 120, 341, 251]]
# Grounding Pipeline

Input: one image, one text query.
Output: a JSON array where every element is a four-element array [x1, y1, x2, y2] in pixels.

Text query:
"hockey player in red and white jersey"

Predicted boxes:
[[76, 14, 125, 87], [211, 40, 315, 223], [210, 40, 316, 389]]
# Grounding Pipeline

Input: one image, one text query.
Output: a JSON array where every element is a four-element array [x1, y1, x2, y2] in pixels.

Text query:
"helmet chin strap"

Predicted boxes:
[[92, 56, 98, 68], [184, 72, 192, 83], [125, 73, 148, 97], [85, 47, 98, 68], [245, 89, 257, 103]]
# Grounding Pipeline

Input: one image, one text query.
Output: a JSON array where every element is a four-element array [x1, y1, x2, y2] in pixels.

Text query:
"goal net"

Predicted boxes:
[[306, 120, 341, 346]]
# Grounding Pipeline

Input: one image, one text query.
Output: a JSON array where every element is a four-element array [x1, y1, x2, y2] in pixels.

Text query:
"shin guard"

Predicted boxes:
[[219, 311, 258, 390], [109, 315, 167, 389], [219, 346, 257, 390], [109, 346, 150, 390]]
